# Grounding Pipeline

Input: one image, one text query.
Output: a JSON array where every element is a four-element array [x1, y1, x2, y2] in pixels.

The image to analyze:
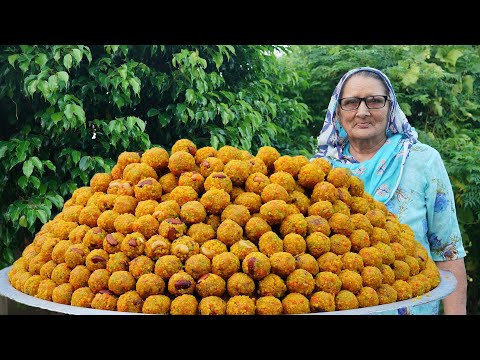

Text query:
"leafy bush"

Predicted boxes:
[[0, 45, 312, 268]]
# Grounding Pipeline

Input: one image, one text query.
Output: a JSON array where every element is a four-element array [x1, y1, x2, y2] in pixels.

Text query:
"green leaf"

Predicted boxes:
[[0, 145, 8, 159], [43, 160, 56, 171], [18, 176, 28, 190], [147, 108, 159, 117], [8, 54, 19, 67], [26, 208, 36, 228], [30, 156, 43, 171], [63, 54, 72, 70], [72, 48, 83, 64], [27, 79, 37, 96], [37, 80, 50, 97], [118, 65, 127, 79], [186, 89, 195, 104], [402, 64, 420, 87], [57, 71, 69, 85], [113, 93, 125, 109], [445, 49, 463, 67], [47, 193, 64, 209], [23, 159, 34, 177], [30, 176, 41, 189], [19, 59, 31, 73], [79, 156, 90, 171], [19, 215, 27, 227], [48, 75, 59, 92], [35, 53, 48, 67], [64, 104, 74, 120], [36, 209, 48, 224], [128, 78, 140, 95], [72, 104, 86, 124], [51, 112, 63, 123], [72, 150, 81, 164]]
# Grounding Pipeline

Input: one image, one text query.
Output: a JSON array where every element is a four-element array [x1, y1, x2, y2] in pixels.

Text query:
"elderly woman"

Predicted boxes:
[[313, 67, 467, 315]]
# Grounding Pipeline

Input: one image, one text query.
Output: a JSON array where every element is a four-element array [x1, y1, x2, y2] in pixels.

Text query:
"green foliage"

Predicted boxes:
[[0, 45, 312, 268], [280, 45, 480, 314]]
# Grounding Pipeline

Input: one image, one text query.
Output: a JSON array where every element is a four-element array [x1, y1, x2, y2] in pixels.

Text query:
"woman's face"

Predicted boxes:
[[337, 75, 389, 144]]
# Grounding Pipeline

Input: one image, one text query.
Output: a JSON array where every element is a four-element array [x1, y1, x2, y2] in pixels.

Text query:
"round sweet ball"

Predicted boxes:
[[226, 295, 256, 315], [88, 269, 110, 294], [117, 290, 144, 313], [170, 235, 200, 263], [184, 253, 212, 280], [294, 253, 319, 276], [136, 273, 165, 299], [117, 151, 141, 168], [85, 249, 109, 272], [216, 219, 243, 248], [123, 163, 158, 185], [198, 296, 227, 315], [200, 188, 231, 215], [199, 157, 225, 178], [229, 240, 258, 261], [91, 290, 118, 311], [154, 255, 183, 280], [90, 172, 113, 193], [315, 271, 342, 295], [376, 283, 398, 305], [216, 145, 242, 164], [195, 146, 217, 165], [256, 296, 284, 315], [256, 146, 281, 172], [286, 269, 315, 296], [226, 272, 255, 297], [167, 271, 195, 296], [338, 269, 363, 294], [282, 292, 310, 314], [297, 163, 325, 189], [171, 138, 197, 156], [335, 289, 359, 311], [52, 283, 75, 305], [257, 273, 287, 298], [23, 274, 44, 297], [134, 177, 163, 201], [200, 240, 228, 260], [145, 235, 171, 261], [178, 171, 204, 193], [195, 273, 226, 298], [141, 146, 169, 172], [142, 294, 171, 314], [211, 252, 241, 280], [170, 294, 198, 315], [108, 270, 136, 296], [69, 265, 92, 290], [270, 252, 296, 279], [105, 253, 128, 274], [327, 167, 351, 188], [310, 291, 336, 312], [168, 151, 196, 176], [242, 251, 271, 280], [258, 231, 283, 257], [356, 287, 379, 308], [70, 286, 95, 308]]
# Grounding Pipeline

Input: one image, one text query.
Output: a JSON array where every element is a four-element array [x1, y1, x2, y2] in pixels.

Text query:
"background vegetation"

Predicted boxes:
[[0, 45, 478, 314]]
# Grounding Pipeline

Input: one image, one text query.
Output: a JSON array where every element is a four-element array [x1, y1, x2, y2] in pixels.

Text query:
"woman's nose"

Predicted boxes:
[[356, 101, 371, 116]]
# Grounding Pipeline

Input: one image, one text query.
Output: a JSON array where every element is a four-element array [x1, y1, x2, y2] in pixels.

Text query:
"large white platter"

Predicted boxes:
[[0, 265, 457, 315]]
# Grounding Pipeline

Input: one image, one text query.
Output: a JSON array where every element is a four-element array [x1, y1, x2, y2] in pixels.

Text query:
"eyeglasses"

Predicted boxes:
[[338, 95, 389, 111]]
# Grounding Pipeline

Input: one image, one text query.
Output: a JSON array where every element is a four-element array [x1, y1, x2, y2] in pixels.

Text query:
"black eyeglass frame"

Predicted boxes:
[[338, 95, 390, 111]]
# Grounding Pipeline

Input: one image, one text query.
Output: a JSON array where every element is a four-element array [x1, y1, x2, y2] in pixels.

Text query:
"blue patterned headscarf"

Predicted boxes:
[[312, 67, 418, 203]]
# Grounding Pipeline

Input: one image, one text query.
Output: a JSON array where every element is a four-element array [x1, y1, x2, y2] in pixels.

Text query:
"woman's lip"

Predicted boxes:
[[355, 123, 370, 128]]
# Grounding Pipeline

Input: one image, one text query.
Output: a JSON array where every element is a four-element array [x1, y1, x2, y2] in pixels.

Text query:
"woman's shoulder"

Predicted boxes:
[[408, 141, 442, 160]]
